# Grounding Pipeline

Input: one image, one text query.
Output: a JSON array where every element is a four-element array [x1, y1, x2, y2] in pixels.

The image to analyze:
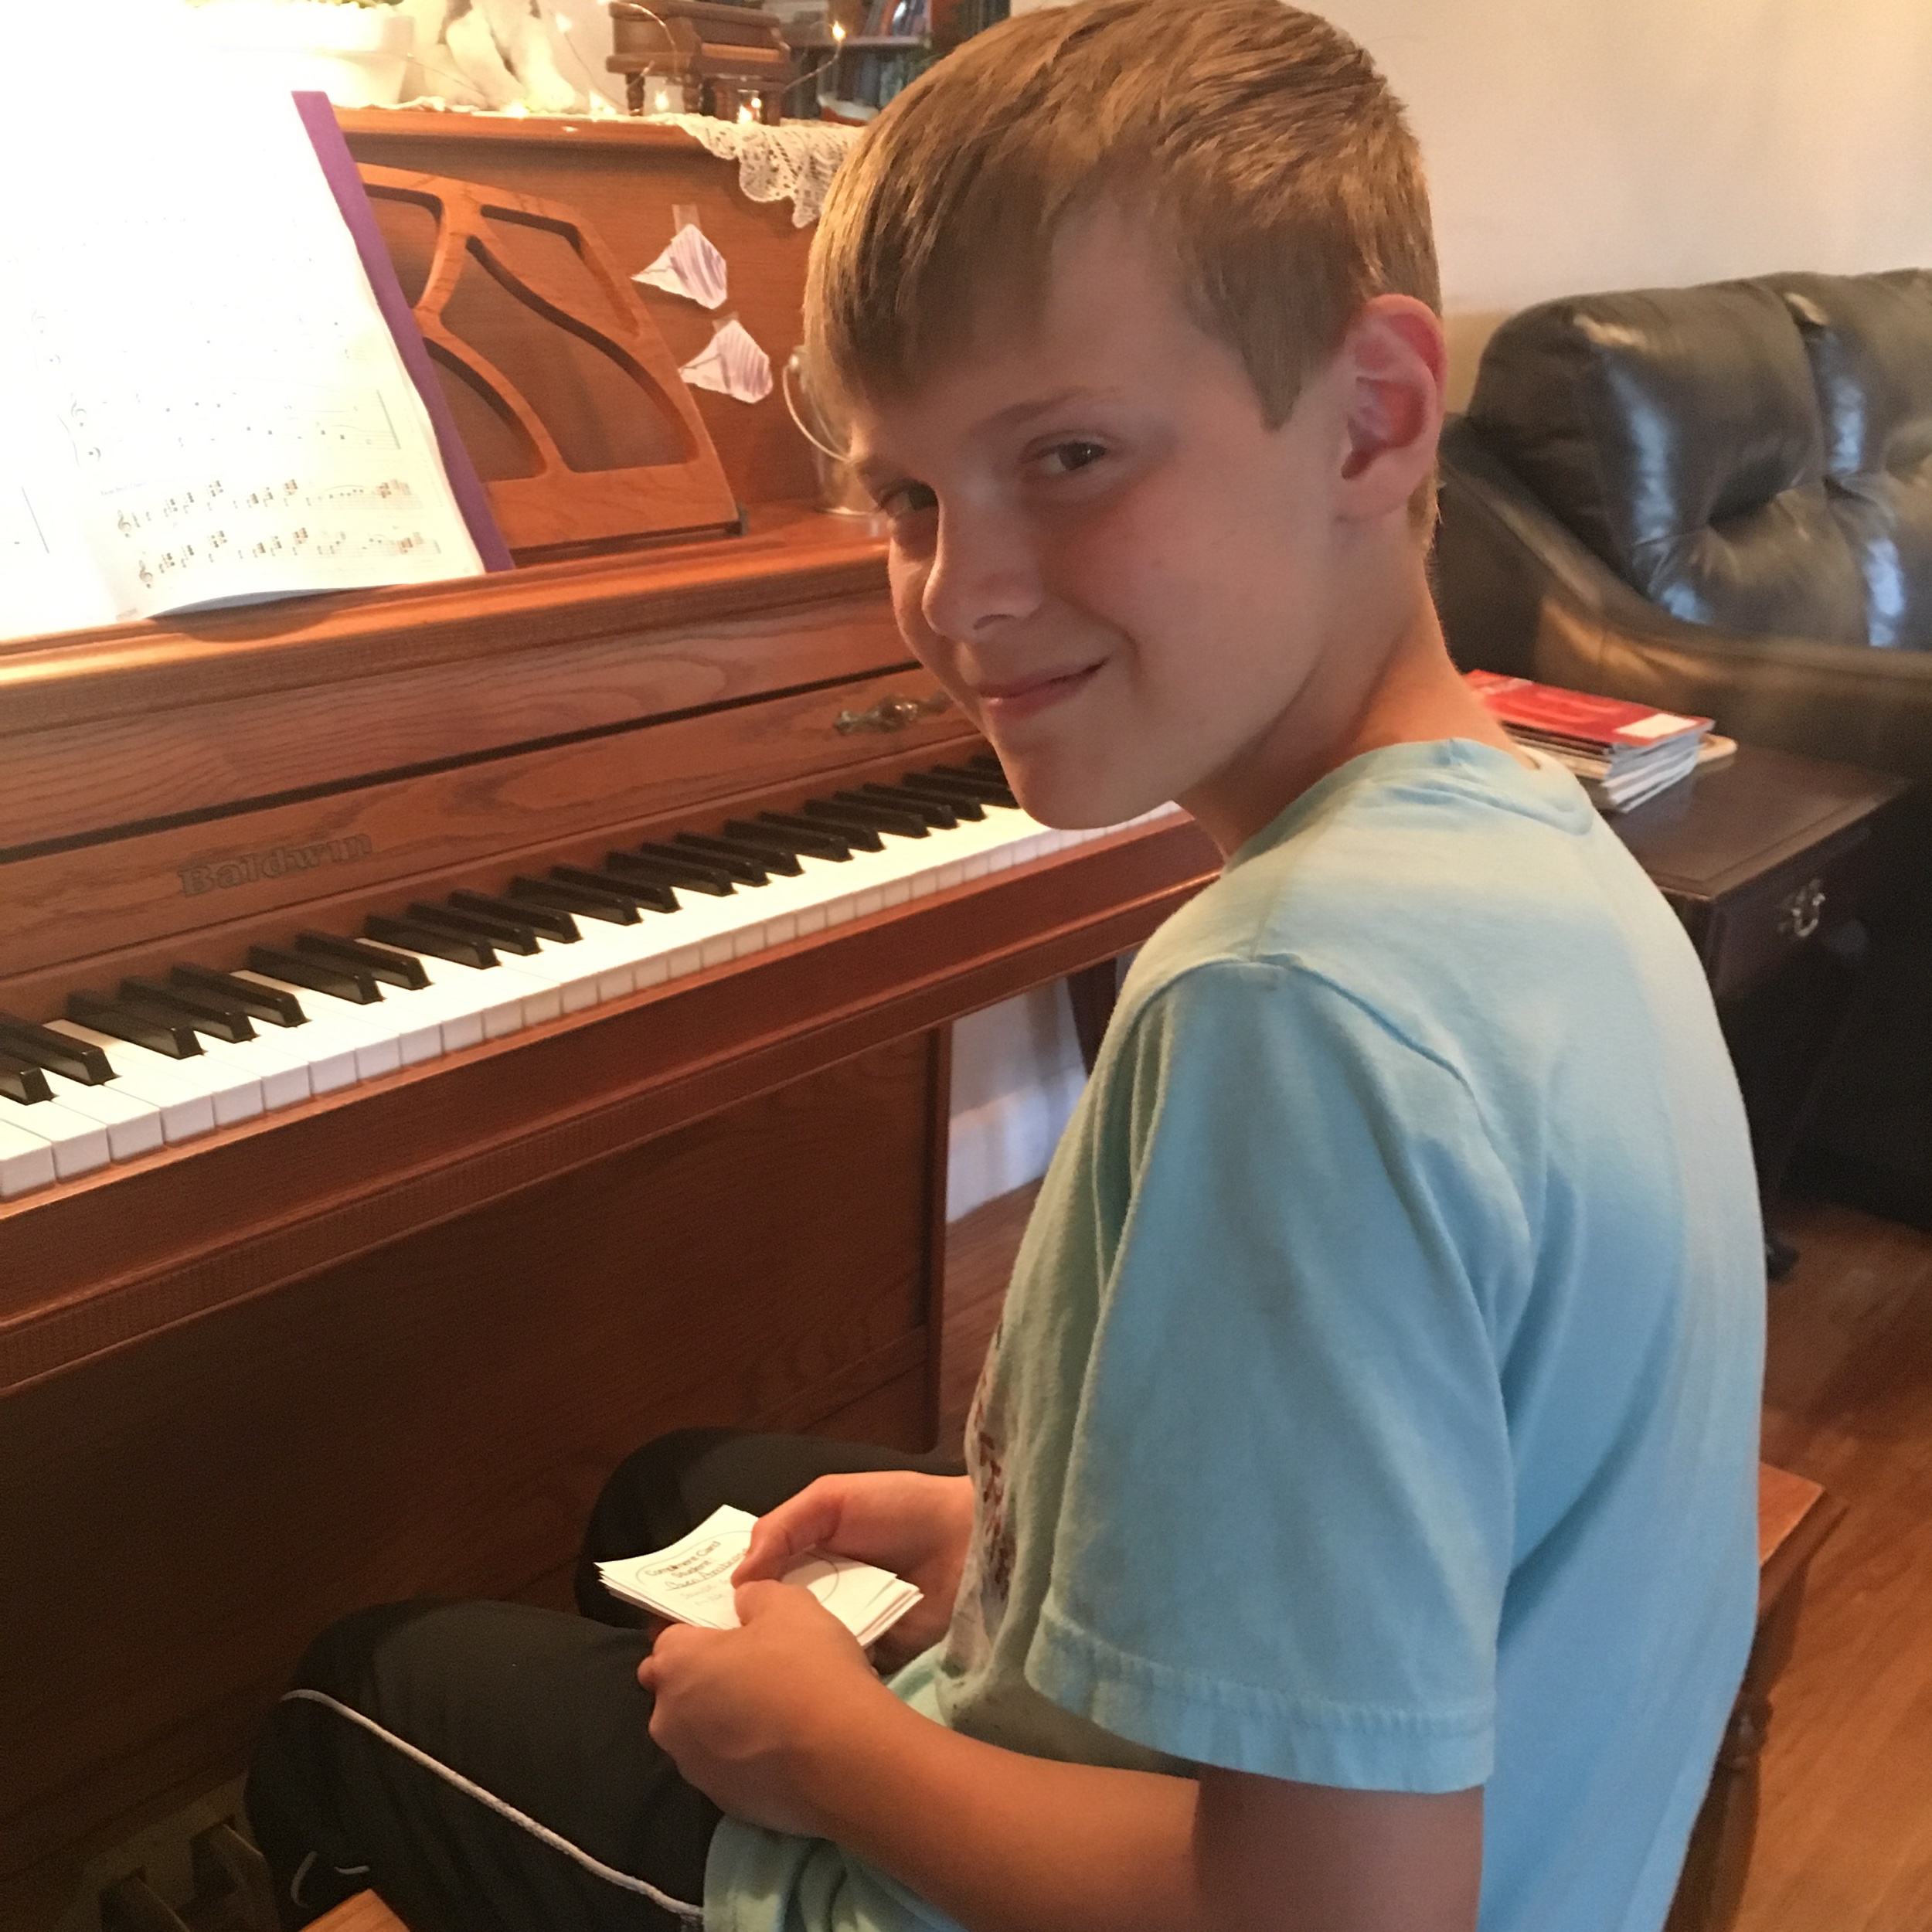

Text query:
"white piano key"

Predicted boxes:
[[235, 975, 413, 1077], [191, 1028, 315, 1111], [534, 924, 641, 1002], [0, 1094, 111, 1180], [0, 1116, 59, 1198], [353, 947, 539, 1043], [49, 1021, 255, 1130], [40, 1070, 168, 1162], [504, 937, 614, 1015]]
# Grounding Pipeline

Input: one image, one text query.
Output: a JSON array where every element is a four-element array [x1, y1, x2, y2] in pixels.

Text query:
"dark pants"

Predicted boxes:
[[247, 1430, 964, 1932]]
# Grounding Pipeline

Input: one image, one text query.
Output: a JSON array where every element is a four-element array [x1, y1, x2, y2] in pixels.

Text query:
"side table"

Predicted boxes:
[[1611, 743, 1910, 1265]]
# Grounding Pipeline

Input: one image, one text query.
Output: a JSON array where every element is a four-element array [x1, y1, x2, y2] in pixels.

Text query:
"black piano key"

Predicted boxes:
[[924, 763, 1020, 806], [451, 890, 579, 944], [409, 902, 542, 957], [760, 808, 879, 853], [679, 831, 801, 877], [0, 1014, 117, 1084], [119, 978, 257, 1043], [297, 932, 430, 991], [731, 817, 853, 862], [363, 914, 498, 970], [509, 876, 640, 927], [0, 1051, 53, 1105], [631, 839, 767, 888], [658, 835, 771, 883], [849, 785, 957, 830], [604, 850, 736, 897], [893, 772, 986, 819], [250, 946, 383, 1005], [67, 992, 205, 1059], [968, 751, 1008, 775], [550, 865, 679, 916], [172, 965, 308, 1027], [804, 798, 929, 840]]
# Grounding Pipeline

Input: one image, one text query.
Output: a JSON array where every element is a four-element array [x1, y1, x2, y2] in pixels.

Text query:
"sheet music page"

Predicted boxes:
[[0, 371, 120, 641], [0, 84, 484, 638]]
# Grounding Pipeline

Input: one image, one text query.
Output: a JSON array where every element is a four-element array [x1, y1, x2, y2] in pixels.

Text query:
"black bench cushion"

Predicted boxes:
[[1466, 281, 1870, 645], [1767, 270, 1932, 650]]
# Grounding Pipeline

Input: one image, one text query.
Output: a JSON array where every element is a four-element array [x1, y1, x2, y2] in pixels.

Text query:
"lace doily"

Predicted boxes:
[[647, 117, 862, 227]]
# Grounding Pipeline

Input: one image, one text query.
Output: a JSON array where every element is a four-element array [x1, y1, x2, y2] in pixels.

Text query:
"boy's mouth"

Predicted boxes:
[[973, 663, 1103, 724]]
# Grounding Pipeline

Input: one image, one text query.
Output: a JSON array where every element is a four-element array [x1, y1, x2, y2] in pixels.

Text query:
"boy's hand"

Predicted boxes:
[[733, 1471, 975, 1665], [639, 1581, 905, 1837]]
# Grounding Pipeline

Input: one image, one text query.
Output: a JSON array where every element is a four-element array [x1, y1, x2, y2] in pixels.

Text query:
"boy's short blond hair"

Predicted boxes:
[[806, 0, 1439, 434]]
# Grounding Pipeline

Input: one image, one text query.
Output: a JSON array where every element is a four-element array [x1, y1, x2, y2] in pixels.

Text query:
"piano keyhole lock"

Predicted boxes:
[[835, 692, 953, 735], [1777, 876, 1828, 942]]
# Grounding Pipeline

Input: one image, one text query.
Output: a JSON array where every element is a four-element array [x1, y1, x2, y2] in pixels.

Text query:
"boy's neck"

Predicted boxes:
[[1177, 566, 1523, 856]]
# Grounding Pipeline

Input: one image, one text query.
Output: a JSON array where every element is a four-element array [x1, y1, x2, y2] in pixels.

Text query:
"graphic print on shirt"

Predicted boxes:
[[945, 1320, 1017, 1676]]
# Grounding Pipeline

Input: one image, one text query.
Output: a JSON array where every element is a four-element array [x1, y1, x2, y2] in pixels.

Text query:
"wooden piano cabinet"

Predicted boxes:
[[0, 1031, 945, 1917]]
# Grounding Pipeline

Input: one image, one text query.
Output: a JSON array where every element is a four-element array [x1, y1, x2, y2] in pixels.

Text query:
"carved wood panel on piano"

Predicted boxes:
[[0, 117, 1220, 1923]]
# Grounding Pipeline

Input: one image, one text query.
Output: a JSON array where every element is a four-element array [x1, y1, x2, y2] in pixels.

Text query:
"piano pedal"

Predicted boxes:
[[90, 1819, 277, 1932], [190, 1824, 280, 1932]]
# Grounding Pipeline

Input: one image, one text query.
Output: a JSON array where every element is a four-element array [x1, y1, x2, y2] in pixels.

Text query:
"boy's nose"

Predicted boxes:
[[920, 508, 1046, 643]]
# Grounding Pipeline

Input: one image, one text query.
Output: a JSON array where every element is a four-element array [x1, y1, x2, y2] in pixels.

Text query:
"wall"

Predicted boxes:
[[1015, 0, 1932, 403]]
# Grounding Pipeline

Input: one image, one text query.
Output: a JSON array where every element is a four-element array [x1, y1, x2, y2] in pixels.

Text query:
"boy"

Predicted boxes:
[[247, 3, 1764, 1928]]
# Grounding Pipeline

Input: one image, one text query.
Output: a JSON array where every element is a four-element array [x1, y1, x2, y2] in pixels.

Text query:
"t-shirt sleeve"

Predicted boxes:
[[1024, 957, 1526, 1792]]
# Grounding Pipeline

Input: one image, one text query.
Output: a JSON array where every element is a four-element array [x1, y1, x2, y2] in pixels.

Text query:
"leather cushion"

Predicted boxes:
[[1468, 282, 1869, 644], [1767, 270, 1932, 649]]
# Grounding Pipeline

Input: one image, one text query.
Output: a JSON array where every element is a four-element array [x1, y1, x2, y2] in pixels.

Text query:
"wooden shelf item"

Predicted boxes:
[[356, 165, 740, 562], [607, 0, 795, 121]]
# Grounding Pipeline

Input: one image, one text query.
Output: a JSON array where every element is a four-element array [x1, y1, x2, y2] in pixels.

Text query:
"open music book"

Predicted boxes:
[[599, 1506, 925, 1647], [0, 87, 498, 644]]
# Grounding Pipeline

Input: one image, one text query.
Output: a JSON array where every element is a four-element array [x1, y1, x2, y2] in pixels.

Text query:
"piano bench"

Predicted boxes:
[[308, 1894, 410, 1932], [1665, 1461, 1845, 1932]]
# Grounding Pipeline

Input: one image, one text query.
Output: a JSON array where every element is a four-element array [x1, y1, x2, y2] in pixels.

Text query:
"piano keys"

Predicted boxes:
[[0, 762, 1175, 1199]]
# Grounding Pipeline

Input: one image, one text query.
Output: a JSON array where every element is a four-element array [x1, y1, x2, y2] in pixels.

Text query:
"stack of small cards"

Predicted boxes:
[[599, 1505, 923, 1648]]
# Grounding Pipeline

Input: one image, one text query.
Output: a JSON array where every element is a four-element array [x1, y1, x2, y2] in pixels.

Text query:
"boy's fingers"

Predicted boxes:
[[733, 1484, 844, 1581], [732, 1577, 791, 1621]]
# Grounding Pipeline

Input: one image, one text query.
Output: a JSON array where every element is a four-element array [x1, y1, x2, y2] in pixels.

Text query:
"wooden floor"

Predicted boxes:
[[940, 1184, 1932, 1932]]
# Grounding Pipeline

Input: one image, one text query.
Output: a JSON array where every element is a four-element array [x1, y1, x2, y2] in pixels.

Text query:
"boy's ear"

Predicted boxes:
[[1333, 295, 1447, 522]]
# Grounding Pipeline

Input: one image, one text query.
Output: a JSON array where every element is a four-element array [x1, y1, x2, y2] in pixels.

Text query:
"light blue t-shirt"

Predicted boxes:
[[708, 740, 1765, 1932]]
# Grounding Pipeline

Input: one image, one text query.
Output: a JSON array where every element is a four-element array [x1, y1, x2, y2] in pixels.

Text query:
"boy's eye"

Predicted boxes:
[[1036, 440, 1108, 476], [876, 481, 937, 519]]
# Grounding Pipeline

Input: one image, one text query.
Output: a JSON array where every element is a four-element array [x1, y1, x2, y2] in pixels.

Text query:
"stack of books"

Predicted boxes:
[[1465, 671, 1730, 813]]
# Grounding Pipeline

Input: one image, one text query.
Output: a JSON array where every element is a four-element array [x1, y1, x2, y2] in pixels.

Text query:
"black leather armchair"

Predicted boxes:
[[1434, 269, 1932, 1224], [1436, 269, 1932, 775]]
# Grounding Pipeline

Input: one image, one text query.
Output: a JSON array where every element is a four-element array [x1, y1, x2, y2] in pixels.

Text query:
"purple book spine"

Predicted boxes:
[[291, 92, 514, 573]]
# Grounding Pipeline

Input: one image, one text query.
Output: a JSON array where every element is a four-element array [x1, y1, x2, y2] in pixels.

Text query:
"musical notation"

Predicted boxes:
[[121, 475, 447, 592], [0, 87, 484, 641]]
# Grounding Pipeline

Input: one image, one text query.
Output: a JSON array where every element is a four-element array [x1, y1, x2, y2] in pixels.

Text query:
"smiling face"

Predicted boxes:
[[847, 206, 1444, 847]]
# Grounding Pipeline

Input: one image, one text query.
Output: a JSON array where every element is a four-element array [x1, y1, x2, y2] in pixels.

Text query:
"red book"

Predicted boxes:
[[1464, 671, 1712, 757]]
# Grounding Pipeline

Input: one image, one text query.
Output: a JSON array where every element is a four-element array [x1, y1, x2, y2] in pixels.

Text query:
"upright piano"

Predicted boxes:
[[0, 115, 1216, 1923]]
